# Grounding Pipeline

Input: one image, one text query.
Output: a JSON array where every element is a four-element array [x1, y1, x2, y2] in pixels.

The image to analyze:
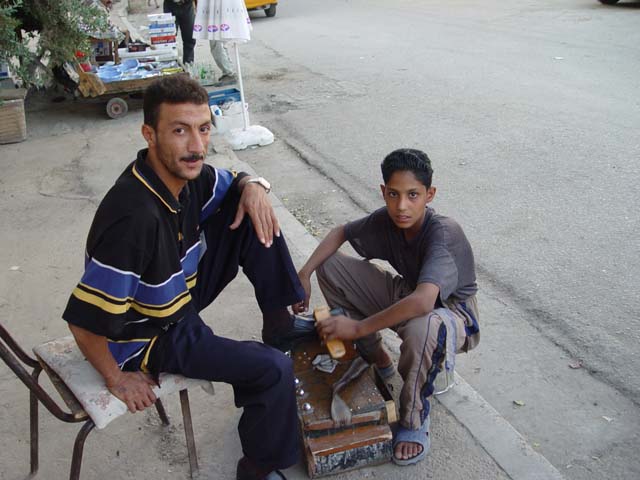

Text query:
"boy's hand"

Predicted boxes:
[[316, 315, 362, 341], [294, 270, 312, 313]]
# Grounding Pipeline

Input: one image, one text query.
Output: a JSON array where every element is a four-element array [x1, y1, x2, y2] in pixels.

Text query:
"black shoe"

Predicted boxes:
[[236, 456, 287, 480], [263, 313, 318, 352]]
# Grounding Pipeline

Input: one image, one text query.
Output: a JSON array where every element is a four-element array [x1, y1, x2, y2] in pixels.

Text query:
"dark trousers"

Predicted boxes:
[[163, 0, 196, 64], [149, 194, 304, 470]]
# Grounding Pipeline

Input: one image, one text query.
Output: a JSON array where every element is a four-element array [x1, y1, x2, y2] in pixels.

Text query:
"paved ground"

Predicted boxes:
[[0, 81, 515, 480], [226, 1, 640, 479], [3, 0, 638, 478]]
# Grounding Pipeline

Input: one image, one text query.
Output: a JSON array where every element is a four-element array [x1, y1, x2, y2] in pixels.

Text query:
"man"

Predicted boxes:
[[63, 75, 308, 480], [163, 0, 196, 64]]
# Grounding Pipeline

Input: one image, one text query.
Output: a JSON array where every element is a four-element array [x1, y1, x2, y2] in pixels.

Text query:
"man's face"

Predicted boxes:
[[143, 102, 212, 194], [380, 170, 436, 238]]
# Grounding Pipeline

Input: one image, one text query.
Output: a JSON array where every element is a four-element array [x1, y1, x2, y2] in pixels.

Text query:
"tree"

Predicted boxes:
[[0, 0, 109, 88]]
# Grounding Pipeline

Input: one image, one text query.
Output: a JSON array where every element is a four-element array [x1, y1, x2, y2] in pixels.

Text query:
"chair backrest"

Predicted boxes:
[[0, 322, 86, 423]]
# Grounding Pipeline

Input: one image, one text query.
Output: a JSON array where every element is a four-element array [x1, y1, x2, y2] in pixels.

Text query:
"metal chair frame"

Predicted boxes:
[[0, 323, 199, 480]]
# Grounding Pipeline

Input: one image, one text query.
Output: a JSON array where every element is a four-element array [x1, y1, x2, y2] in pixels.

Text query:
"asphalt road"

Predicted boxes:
[[233, 0, 640, 478], [242, 0, 640, 409]]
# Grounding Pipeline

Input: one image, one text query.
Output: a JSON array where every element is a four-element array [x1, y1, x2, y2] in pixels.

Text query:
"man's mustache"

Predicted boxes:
[[181, 153, 205, 161]]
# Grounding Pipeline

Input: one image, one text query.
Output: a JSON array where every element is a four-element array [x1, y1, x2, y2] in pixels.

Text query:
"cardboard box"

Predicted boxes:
[[127, 42, 147, 52], [150, 35, 177, 45], [0, 89, 27, 144], [0, 62, 9, 79], [147, 13, 174, 22], [148, 27, 176, 35]]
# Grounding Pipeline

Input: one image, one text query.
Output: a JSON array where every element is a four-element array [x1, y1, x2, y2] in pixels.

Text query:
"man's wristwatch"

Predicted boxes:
[[246, 177, 271, 194]]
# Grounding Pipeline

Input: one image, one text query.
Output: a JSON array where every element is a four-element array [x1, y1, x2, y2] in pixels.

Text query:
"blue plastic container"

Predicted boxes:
[[208, 88, 241, 106]]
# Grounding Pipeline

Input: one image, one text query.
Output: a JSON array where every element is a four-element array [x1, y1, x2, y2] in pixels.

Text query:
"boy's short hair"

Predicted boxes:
[[381, 148, 433, 188], [143, 75, 210, 129]]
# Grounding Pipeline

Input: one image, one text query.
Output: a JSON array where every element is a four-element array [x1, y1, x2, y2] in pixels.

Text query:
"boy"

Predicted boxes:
[[296, 148, 480, 466]]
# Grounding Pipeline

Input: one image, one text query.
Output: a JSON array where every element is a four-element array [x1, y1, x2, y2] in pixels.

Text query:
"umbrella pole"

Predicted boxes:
[[233, 42, 250, 130]]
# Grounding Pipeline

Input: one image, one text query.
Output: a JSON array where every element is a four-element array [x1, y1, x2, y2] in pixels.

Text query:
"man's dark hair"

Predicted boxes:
[[143, 75, 210, 129], [381, 148, 433, 188]]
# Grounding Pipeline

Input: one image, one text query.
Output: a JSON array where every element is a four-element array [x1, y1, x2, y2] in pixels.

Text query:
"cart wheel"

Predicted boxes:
[[106, 97, 129, 119], [265, 4, 276, 17]]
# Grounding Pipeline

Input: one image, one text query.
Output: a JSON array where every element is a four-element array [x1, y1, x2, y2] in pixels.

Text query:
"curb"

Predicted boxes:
[[215, 142, 565, 480]]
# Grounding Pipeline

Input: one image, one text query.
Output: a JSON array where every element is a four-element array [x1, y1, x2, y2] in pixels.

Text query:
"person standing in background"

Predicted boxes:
[[163, 0, 196, 64], [210, 39, 236, 83]]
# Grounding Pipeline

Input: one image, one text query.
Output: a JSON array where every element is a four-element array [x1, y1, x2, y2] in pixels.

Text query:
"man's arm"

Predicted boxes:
[[295, 225, 347, 312], [68, 324, 157, 413], [316, 282, 440, 341]]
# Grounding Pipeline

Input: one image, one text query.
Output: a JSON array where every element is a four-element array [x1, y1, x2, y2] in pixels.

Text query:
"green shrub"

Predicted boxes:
[[0, 0, 109, 87]]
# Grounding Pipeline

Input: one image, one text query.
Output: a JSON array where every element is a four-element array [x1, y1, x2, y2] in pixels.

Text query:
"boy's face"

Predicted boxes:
[[380, 170, 436, 238]]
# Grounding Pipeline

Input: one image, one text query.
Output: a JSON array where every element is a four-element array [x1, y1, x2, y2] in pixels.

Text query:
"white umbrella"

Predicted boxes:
[[193, 0, 273, 149]]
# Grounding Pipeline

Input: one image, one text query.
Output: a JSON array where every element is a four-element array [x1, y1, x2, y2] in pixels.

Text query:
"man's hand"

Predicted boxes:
[[230, 182, 280, 247], [316, 314, 362, 342], [106, 371, 158, 413]]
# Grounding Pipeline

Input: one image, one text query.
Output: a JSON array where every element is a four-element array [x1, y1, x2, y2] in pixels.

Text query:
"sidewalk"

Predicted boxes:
[[0, 3, 562, 479]]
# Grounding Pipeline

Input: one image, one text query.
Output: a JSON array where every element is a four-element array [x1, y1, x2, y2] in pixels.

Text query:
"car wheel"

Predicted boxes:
[[265, 4, 276, 17]]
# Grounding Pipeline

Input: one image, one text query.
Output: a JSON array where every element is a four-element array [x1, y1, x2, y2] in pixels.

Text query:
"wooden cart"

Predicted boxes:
[[75, 67, 188, 119]]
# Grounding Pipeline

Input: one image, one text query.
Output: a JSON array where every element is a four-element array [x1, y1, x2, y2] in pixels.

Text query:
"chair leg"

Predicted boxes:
[[179, 389, 198, 478], [69, 420, 95, 480], [29, 390, 38, 476], [155, 399, 170, 425], [29, 365, 42, 476]]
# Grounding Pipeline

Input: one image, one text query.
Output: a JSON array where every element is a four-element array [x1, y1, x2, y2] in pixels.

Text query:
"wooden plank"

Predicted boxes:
[[305, 424, 393, 478], [102, 72, 189, 95], [75, 67, 106, 98], [307, 424, 392, 456]]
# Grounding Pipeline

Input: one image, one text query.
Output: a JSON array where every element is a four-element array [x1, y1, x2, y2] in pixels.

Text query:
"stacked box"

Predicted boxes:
[[0, 62, 9, 79], [148, 13, 177, 48]]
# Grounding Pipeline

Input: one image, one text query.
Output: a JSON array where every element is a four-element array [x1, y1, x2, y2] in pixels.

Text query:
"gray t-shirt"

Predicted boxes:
[[344, 207, 477, 304]]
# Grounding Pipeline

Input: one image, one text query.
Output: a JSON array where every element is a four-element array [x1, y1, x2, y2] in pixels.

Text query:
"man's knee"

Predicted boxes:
[[260, 347, 294, 388]]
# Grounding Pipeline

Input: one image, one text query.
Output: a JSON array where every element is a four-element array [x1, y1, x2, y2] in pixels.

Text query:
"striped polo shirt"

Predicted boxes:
[[63, 149, 244, 370]]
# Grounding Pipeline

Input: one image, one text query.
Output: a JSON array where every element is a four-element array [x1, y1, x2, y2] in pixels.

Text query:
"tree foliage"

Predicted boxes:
[[0, 0, 109, 87]]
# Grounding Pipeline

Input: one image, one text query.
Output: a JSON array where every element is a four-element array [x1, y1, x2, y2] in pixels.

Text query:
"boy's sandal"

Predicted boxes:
[[392, 416, 431, 466], [375, 363, 396, 380]]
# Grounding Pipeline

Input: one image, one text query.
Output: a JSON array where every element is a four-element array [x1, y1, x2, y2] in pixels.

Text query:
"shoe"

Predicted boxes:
[[375, 363, 396, 380], [218, 73, 237, 84], [264, 313, 318, 352], [236, 456, 287, 480]]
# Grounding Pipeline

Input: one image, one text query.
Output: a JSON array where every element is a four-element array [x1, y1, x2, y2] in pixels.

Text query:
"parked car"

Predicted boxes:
[[245, 0, 277, 17], [599, 0, 620, 4]]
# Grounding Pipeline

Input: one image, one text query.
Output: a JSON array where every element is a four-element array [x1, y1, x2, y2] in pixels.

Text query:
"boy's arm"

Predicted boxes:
[[316, 282, 440, 341], [68, 324, 157, 413], [296, 225, 347, 311]]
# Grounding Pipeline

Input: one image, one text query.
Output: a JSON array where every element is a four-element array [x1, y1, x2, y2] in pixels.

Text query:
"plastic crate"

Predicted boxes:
[[208, 88, 241, 106]]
